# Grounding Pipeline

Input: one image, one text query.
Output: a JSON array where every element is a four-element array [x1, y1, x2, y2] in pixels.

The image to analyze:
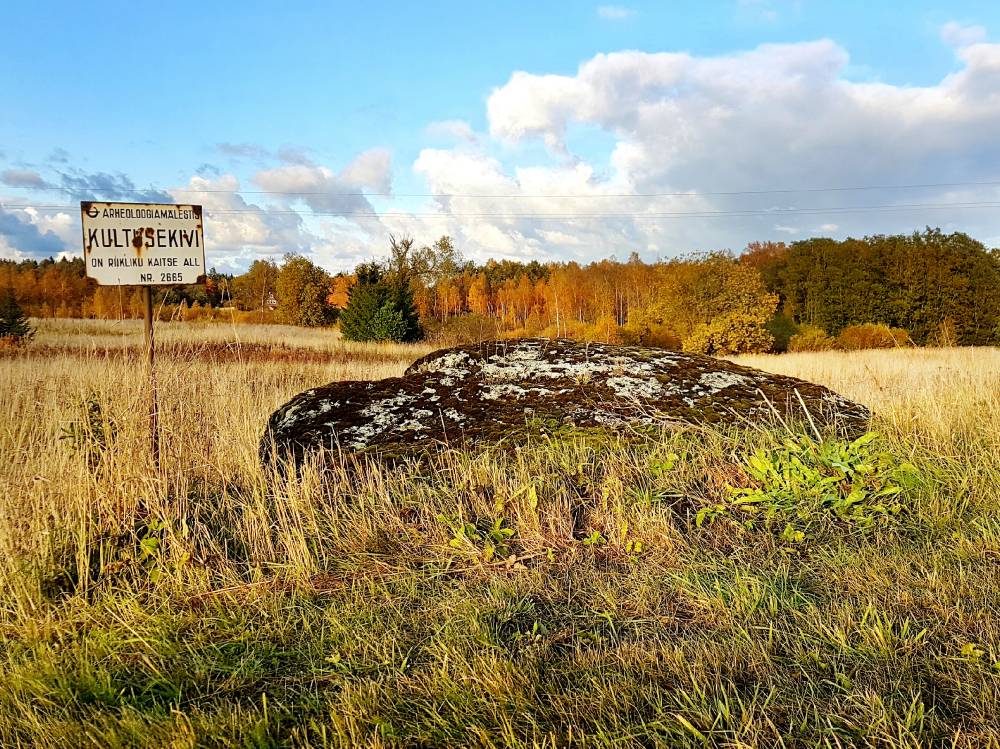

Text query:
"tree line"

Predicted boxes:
[[2, 227, 998, 352]]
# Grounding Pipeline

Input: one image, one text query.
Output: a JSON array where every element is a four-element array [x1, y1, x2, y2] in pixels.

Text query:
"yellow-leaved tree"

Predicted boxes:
[[644, 254, 778, 355]]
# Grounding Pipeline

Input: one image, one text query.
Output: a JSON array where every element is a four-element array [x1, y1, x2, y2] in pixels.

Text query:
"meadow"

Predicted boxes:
[[0, 318, 998, 748]]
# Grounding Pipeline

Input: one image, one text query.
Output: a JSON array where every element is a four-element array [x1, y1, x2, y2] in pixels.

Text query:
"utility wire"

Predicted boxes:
[[2, 179, 1000, 199], [4, 199, 1000, 220]]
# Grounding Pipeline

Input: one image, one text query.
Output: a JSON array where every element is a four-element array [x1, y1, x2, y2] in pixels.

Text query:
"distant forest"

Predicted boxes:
[[3, 228, 999, 353]]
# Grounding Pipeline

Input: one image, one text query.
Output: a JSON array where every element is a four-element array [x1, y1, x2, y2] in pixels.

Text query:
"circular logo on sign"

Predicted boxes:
[[85, 205, 99, 219]]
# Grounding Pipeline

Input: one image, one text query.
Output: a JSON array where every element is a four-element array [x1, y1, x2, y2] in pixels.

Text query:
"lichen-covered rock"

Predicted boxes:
[[261, 339, 869, 465]]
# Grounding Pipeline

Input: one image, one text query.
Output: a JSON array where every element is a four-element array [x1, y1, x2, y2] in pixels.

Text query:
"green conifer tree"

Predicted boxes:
[[339, 263, 422, 343], [0, 287, 33, 342]]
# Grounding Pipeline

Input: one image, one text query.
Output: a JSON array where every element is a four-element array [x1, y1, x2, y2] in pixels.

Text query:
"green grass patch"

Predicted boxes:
[[1, 425, 998, 747]]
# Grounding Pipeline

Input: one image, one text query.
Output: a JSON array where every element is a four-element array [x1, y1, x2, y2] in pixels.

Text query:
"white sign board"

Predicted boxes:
[[81, 201, 206, 286]]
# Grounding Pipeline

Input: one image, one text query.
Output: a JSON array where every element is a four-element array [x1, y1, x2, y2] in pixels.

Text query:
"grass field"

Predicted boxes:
[[1, 319, 998, 748]]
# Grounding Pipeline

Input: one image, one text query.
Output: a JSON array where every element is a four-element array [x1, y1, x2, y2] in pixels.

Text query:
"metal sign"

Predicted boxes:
[[80, 201, 206, 286]]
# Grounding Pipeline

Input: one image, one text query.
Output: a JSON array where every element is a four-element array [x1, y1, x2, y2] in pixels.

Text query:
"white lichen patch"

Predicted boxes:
[[506, 345, 543, 361], [653, 355, 682, 368], [342, 393, 417, 448], [480, 383, 553, 401], [698, 371, 753, 392], [277, 402, 304, 430], [413, 351, 472, 377], [585, 408, 655, 427], [397, 409, 435, 432], [443, 408, 464, 422], [588, 410, 629, 426], [605, 376, 664, 399], [481, 357, 659, 383]]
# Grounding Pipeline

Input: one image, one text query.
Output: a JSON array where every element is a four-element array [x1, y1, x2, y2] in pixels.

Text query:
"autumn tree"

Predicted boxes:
[[637, 254, 777, 354], [233, 259, 280, 316], [328, 273, 355, 309], [3, 227, 997, 345], [467, 273, 491, 316], [680, 257, 778, 354], [275, 255, 334, 327], [754, 229, 1000, 345]]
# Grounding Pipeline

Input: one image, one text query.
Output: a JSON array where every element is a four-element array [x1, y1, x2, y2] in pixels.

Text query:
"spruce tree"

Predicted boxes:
[[0, 287, 33, 342], [339, 263, 422, 343], [392, 279, 422, 342], [340, 281, 391, 342]]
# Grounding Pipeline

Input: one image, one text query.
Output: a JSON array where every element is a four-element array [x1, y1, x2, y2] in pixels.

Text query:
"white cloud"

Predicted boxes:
[[8, 26, 1000, 271], [941, 21, 987, 49], [407, 147, 658, 263], [402, 30, 1000, 260], [339, 148, 393, 194], [24, 207, 76, 245], [426, 119, 479, 143], [597, 5, 635, 21], [252, 148, 392, 226], [0, 204, 69, 259], [168, 174, 312, 271]]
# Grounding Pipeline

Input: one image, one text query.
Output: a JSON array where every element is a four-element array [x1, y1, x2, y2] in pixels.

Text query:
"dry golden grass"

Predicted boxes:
[[0, 322, 997, 747], [31, 316, 435, 356], [734, 345, 1000, 448]]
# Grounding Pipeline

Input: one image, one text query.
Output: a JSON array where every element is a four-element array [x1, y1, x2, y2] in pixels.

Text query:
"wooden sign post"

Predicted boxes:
[[80, 201, 206, 470], [142, 284, 159, 467]]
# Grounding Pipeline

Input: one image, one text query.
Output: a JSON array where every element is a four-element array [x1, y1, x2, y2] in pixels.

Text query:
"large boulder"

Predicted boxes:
[[261, 339, 870, 465]]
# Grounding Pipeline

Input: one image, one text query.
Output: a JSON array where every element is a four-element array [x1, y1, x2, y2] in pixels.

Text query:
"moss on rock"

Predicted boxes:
[[261, 339, 870, 466]]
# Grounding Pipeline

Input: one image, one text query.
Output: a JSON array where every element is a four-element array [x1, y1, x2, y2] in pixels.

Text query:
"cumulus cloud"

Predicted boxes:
[[941, 21, 987, 49], [408, 27, 1000, 260], [596, 5, 635, 20], [168, 174, 311, 271], [168, 163, 394, 272], [339, 148, 393, 194], [0, 147, 396, 269], [253, 148, 393, 223], [403, 147, 661, 262], [253, 163, 371, 214], [0, 207, 67, 259]]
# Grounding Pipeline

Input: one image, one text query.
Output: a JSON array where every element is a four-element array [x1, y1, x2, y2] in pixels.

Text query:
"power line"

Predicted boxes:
[[3, 179, 1000, 200], [5, 199, 1000, 220]]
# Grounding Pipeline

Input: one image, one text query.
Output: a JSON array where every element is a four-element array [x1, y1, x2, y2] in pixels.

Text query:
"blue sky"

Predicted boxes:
[[2, 0, 999, 271]]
